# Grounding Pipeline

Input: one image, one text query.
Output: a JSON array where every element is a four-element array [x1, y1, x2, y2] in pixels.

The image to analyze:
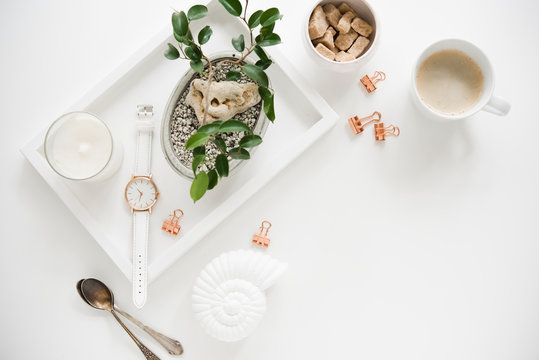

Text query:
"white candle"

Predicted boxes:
[[45, 112, 120, 180]]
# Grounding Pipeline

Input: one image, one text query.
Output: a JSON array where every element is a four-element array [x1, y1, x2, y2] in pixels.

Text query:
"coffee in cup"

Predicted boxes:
[[416, 49, 484, 115], [411, 39, 510, 121]]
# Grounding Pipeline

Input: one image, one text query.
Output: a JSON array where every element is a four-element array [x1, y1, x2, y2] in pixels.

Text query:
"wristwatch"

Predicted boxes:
[[124, 105, 159, 308]]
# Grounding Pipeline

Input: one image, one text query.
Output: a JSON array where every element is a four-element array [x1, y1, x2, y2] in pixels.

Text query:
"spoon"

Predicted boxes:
[[76, 279, 183, 355], [78, 278, 162, 360]]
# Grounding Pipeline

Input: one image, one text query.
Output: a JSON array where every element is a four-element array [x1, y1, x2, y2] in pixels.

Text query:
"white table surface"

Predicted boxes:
[[1, 0, 538, 359]]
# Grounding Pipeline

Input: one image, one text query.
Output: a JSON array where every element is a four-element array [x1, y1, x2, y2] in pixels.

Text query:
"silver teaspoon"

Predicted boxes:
[[76, 279, 183, 355], [78, 278, 161, 360]]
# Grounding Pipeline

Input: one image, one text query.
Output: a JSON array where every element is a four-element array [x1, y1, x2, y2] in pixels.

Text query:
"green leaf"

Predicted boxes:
[[185, 45, 202, 61], [172, 11, 188, 37], [164, 43, 180, 60], [198, 122, 221, 135], [232, 34, 245, 52], [255, 59, 272, 70], [207, 169, 218, 190], [215, 154, 229, 177], [258, 86, 272, 99], [190, 171, 209, 202], [218, 0, 242, 16], [226, 70, 242, 81], [260, 23, 275, 37], [242, 64, 268, 87], [213, 137, 227, 153], [258, 33, 281, 47], [193, 145, 205, 156], [219, 119, 252, 133], [192, 154, 206, 174], [264, 94, 275, 122], [248, 10, 264, 28], [253, 45, 269, 61], [239, 134, 263, 148], [198, 25, 213, 45], [190, 59, 204, 73], [260, 8, 282, 27], [185, 132, 210, 150], [174, 32, 190, 45], [229, 147, 250, 160], [188, 5, 208, 20], [255, 34, 263, 43]]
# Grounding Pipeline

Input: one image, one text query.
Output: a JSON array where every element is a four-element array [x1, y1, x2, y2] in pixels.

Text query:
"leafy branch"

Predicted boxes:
[[164, 0, 283, 202], [185, 119, 262, 201]]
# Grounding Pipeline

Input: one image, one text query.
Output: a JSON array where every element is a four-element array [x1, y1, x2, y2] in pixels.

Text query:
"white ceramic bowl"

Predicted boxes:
[[304, 0, 379, 73]]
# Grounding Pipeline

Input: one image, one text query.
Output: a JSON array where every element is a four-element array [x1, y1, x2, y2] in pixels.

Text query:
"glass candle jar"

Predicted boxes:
[[44, 112, 123, 181]]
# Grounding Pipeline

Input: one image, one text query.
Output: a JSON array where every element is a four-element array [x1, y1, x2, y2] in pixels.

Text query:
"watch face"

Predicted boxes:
[[125, 176, 158, 211]]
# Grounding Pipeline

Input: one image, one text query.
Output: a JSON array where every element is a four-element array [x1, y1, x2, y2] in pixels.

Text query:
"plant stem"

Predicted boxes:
[[201, 54, 213, 126]]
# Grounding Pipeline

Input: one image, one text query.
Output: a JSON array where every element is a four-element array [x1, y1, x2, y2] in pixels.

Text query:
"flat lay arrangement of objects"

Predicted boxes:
[[18, 0, 515, 357]]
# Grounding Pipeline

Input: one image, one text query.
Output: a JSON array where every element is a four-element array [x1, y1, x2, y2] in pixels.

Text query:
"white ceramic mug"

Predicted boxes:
[[411, 39, 510, 121]]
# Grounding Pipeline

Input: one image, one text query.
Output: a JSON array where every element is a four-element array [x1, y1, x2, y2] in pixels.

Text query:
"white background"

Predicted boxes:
[[1, 0, 538, 359]]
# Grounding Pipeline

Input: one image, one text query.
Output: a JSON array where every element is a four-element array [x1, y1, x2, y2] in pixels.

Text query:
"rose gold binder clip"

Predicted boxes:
[[162, 209, 183, 236], [374, 123, 400, 141], [348, 111, 381, 134], [252, 220, 272, 247], [360, 71, 386, 93]]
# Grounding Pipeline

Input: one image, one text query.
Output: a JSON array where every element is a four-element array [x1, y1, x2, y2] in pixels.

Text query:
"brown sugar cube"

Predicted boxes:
[[308, 5, 329, 40], [338, 2, 357, 16], [336, 11, 355, 34], [322, 4, 342, 28], [327, 26, 337, 37], [347, 36, 370, 58], [351, 17, 373, 37], [335, 28, 358, 50], [335, 51, 356, 62], [312, 28, 337, 51], [315, 43, 336, 61]]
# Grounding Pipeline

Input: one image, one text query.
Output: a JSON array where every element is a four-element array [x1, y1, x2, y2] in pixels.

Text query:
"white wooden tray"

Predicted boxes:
[[20, 0, 337, 283]]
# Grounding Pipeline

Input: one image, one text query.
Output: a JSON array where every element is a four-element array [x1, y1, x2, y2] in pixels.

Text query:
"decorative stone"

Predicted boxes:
[[185, 79, 261, 125]]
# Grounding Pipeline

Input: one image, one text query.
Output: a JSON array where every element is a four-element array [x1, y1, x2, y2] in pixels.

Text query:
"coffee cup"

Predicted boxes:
[[411, 39, 510, 121]]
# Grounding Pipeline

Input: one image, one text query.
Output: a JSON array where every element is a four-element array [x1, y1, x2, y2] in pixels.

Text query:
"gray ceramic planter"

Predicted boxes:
[[161, 51, 269, 180]]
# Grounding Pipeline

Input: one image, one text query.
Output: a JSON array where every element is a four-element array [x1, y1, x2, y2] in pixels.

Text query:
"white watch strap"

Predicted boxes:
[[134, 105, 154, 175], [133, 211, 149, 308], [132, 105, 154, 308]]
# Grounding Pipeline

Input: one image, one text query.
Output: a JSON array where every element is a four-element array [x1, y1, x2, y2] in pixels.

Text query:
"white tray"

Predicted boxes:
[[20, 0, 337, 283]]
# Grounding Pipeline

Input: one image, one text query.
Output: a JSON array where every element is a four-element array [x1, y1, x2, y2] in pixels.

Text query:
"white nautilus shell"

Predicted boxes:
[[192, 249, 287, 342]]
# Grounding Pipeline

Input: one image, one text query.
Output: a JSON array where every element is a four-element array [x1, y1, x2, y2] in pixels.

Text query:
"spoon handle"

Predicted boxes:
[[115, 306, 183, 355], [110, 310, 161, 360]]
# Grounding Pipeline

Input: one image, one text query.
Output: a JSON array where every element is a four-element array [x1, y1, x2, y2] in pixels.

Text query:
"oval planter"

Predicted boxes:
[[161, 51, 270, 180]]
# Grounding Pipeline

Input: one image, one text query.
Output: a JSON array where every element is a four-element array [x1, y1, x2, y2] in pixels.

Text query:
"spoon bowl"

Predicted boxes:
[[81, 278, 114, 311]]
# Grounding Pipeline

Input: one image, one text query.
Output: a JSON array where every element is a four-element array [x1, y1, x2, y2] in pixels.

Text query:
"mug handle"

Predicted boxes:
[[483, 95, 511, 116]]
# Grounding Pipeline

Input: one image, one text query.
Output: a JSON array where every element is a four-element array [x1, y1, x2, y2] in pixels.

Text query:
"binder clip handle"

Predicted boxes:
[[374, 123, 400, 141], [260, 220, 272, 236], [172, 209, 184, 221]]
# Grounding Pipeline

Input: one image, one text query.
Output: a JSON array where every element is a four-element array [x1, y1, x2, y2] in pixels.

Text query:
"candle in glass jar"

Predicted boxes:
[[45, 112, 119, 180]]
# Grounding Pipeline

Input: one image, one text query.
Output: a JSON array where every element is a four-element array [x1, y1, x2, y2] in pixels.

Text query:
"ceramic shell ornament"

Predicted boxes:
[[192, 249, 287, 342]]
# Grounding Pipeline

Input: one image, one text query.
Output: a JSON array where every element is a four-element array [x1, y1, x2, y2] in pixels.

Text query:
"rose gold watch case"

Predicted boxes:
[[124, 174, 159, 213]]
